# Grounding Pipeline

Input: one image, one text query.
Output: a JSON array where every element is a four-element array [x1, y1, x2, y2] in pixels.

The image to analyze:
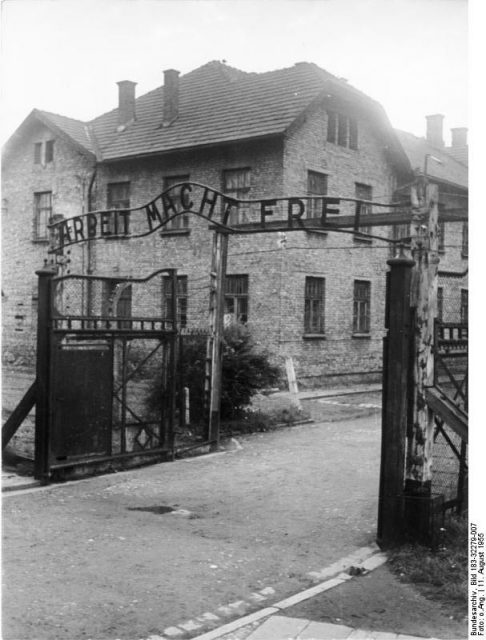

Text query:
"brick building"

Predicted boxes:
[[396, 115, 468, 324], [1, 61, 467, 386]]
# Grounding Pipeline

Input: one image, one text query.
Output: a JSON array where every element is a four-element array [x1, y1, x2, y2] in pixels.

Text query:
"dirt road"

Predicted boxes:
[[2, 409, 382, 640]]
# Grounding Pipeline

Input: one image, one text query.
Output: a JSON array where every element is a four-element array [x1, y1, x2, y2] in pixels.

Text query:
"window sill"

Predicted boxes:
[[160, 229, 191, 237], [353, 235, 372, 244], [352, 332, 371, 339], [303, 333, 326, 340], [461, 252, 468, 259], [32, 238, 49, 244]]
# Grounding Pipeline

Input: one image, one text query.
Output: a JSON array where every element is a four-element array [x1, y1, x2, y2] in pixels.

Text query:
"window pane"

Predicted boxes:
[[307, 171, 328, 218], [349, 119, 358, 149], [223, 169, 251, 224], [107, 182, 130, 209], [34, 191, 52, 240], [353, 280, 370, 333], [225, 275, 249, 324], [355, 184, 372, 239], [337, 114, 348, 146], [163, 275, 188, 327], [327, 111, 337, 143], [163, 175, 190, 230], [304, 277, 325, 333], [45, 140, 54, 163], [34, 143, 42, 164]]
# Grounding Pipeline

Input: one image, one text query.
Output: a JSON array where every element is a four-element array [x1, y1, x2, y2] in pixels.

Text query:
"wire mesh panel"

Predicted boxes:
[[111, 337, 171, 455], [48, 270, 179, 473], [435, 271, 468, 411], [431, 270, 468, 513], [432, 419, 467, 512]]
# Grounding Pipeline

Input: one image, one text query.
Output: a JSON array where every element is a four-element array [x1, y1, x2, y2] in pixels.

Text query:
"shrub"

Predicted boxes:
[[146, 324, 280, 423]]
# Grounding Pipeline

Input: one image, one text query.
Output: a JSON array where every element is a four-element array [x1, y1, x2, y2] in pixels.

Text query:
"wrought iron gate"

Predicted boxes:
[[36, 268, 179, 479]]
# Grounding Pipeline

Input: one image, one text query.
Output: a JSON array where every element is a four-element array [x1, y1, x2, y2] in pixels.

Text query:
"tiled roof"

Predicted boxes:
[[3, 61, 409, 173], [90, 62, 327, 159], [395, 129, 468, 189], [35, 110, 96, 155], [89, 61, 409, 168]]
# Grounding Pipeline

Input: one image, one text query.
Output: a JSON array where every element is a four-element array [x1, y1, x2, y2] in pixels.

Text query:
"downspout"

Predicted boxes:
[[86, 166, 97, 314]]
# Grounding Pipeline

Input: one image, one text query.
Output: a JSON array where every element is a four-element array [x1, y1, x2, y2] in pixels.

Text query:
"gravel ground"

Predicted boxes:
[[3, 412, 382, 640]]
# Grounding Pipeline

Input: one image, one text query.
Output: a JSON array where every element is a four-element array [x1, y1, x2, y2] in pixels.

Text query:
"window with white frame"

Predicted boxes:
[[33, 191, 52, 241], [107, 182, 130, 210], [162, 175, 190, 231], [162, 275, 188, 327], [353, 280, 371, 334], [304, 277, 325, 334], [327, 111, 358, 150], [354, 183, 372, 241], [224, 275, 248, 324], [34, 140, 55, 164], [307, 171, 328, 218], [223, 168, 251, 224], [106, 182, 130, 236]]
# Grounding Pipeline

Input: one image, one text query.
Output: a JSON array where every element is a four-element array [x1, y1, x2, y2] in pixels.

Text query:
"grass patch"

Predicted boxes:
[[388, 514, 468, 620]]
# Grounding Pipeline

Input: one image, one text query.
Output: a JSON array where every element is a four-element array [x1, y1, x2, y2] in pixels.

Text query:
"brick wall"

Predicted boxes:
[[1, 122, 95, 364], [2, 108, 467, 387]]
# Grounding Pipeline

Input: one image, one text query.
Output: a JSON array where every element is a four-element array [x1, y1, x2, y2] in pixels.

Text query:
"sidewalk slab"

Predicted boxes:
[[299, 620, 354, 638], [245, 615, 309, 640]]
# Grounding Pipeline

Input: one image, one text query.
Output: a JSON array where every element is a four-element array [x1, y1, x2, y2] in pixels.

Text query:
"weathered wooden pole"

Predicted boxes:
[[34, 265, 57, 483], [405, 181, 440, 539], [167, 268, 178, 454], [207, 231, 228, 450], [377, 252, 415, 548]]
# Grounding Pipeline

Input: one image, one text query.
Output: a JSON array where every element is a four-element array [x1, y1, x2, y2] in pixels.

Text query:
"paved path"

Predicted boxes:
[[3, 413, 382, 640]]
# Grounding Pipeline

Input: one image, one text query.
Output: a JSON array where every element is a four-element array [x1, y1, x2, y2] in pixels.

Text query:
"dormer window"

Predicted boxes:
[[327, 111, 358, 150], [34, 140, 55, 164]]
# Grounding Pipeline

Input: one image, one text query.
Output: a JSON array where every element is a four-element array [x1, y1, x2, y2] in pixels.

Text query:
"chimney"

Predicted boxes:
[[425, 114, 444, 148], [449, 127, 468, 164], [451, 127, 468, 148], [117, 80, 137, 126], [163, 69, 180, 126]]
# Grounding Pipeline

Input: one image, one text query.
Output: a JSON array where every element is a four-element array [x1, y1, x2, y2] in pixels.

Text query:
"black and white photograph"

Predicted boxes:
[[1, 1, 477, 639]]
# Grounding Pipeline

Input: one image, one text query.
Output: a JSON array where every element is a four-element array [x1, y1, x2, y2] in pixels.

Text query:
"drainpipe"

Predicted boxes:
[[86, 167, 97, 313]]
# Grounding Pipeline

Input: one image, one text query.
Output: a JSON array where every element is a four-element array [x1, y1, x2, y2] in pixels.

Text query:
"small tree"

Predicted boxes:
[[219, 324, 280, 418], [146, 325, 280, 423]]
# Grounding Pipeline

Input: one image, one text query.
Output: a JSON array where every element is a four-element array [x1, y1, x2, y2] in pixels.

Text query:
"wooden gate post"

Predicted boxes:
[[34, 265, 57, 483], [168, 268, 178, 453], [377, 252, 415, 548], [405, 181, 441, 541], [206, 231, 229, 450]]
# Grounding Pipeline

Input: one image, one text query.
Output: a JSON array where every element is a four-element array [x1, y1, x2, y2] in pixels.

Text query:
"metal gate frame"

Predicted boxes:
[[34, 267, 179, 482]]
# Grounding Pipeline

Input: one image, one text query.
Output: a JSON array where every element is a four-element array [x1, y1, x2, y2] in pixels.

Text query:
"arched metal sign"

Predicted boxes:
[[48, 181, 404, 252]]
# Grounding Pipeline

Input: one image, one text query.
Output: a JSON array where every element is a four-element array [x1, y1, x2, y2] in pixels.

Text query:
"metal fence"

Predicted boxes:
[[431, 270, 468, 513]]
